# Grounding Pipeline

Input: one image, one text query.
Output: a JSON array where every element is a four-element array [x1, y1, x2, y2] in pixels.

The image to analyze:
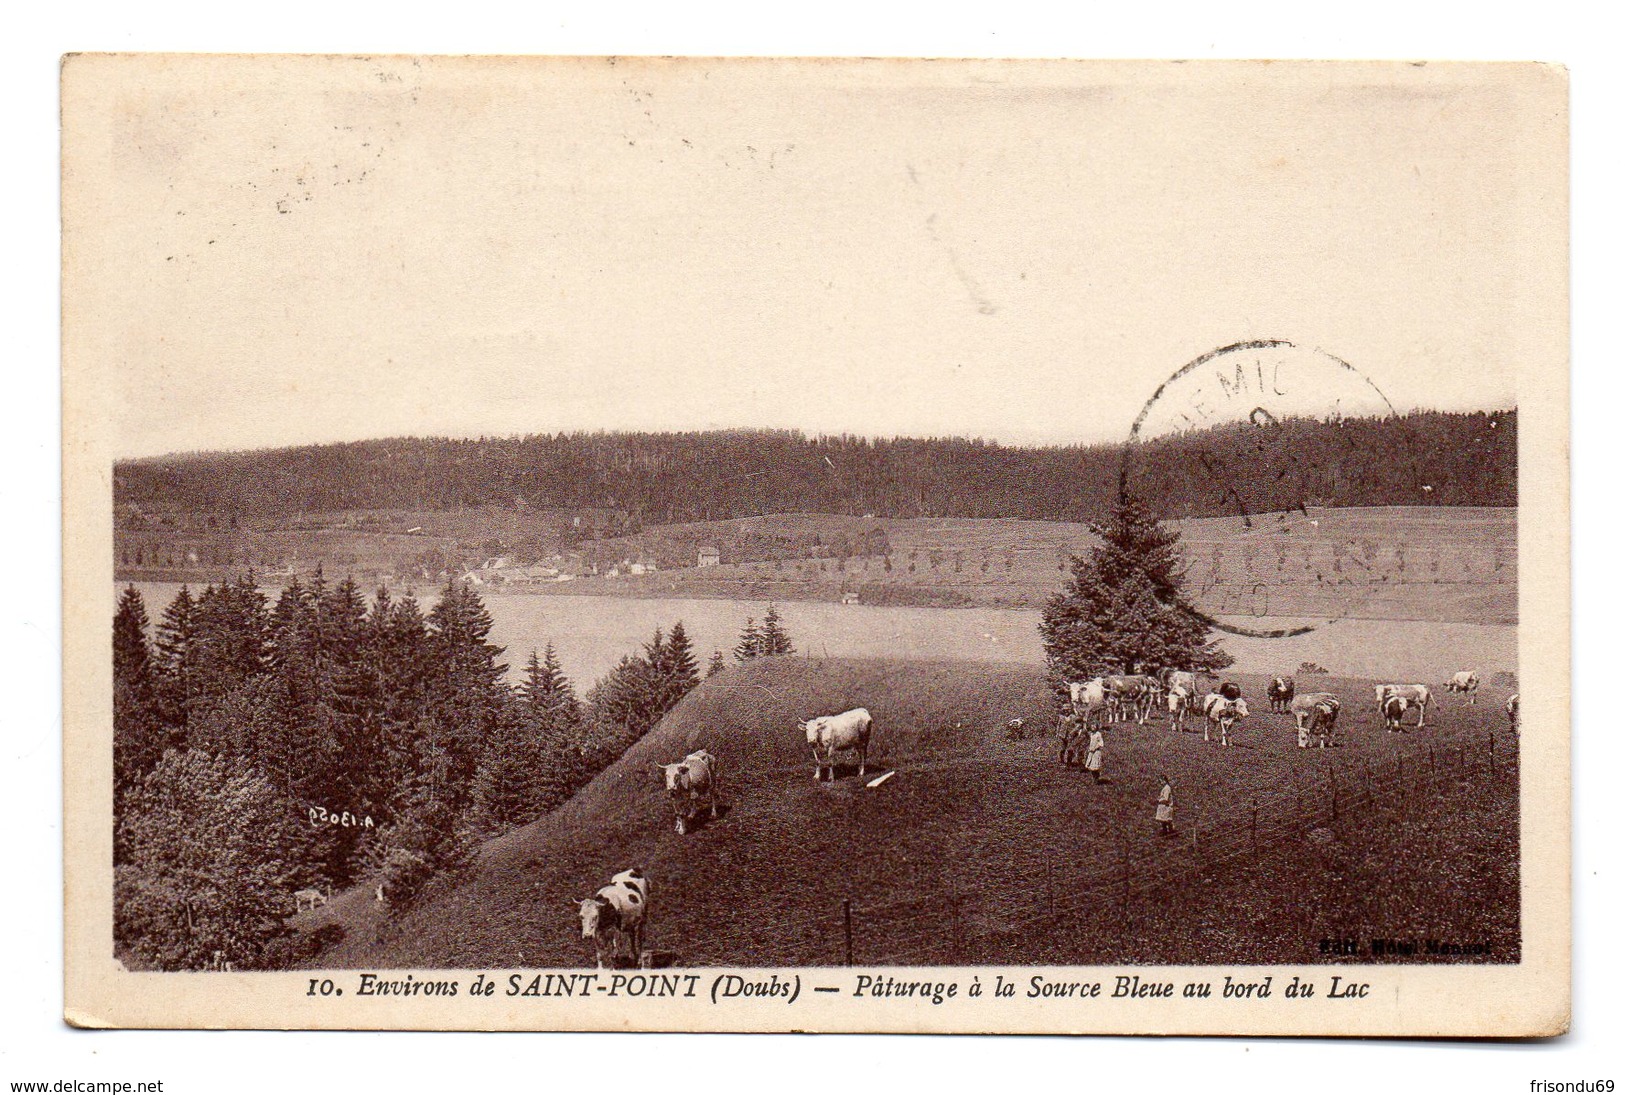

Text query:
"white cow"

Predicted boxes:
[[1375, 684, 1431, 728], [1202, 692, 1249, 746], [294, 887, 328, 913], [1166, 686, 1191, 733], [1161, 669, 1198, 699], [800, 708, 873, 782], [1068, 678, 1110, 732], [1447, 671, 1481, 703], [1290, 692, 1340, 748], [656, 750, 721, 835], [577, 867, 651, 968]]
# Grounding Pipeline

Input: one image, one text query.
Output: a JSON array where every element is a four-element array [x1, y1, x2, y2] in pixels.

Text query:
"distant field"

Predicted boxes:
[[115, 506, 1516, 625], [461, 506, 1517, 624], [300, 657, 1518, 970]]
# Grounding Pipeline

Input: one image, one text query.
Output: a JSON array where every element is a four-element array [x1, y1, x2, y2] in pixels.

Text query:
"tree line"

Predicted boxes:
[[111, 576, 795, 971], [114, 410, 1516, 525]]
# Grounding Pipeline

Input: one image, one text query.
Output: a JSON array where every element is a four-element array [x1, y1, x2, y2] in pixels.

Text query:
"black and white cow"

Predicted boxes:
[[656, 750, 720, 834], [800, 708, 873, 782], [577, 867, 651, 968]]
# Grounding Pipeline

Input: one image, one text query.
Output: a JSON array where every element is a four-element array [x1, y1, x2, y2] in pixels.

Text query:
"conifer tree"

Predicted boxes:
[[660, 620, 700, 709], [1040, 494, 1231, 698], [734, 617, 762, 663], [153, 585, 197, 737], [759, 603, 795, 656], [113, 587, 164, 801]]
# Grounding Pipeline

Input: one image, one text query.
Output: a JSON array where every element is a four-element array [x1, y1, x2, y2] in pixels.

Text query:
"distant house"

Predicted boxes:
[[841, 591, 860, 605], [697, 546, 721, 568]]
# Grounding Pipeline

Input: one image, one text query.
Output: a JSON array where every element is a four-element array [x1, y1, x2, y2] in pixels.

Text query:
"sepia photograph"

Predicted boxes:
[[60, 53, 1568, 1037]]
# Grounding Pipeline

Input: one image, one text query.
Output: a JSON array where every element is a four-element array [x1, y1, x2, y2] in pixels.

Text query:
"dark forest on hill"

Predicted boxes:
[[115, 410, 1515, 525], [113, 572, 799, 971]]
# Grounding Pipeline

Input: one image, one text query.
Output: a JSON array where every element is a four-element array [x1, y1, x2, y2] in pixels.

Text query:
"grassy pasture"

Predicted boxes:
[[302, 657, 1518, 970]]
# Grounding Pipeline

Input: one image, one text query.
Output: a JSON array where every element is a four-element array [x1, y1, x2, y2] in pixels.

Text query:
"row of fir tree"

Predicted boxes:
[[111, 573, 792, 971]]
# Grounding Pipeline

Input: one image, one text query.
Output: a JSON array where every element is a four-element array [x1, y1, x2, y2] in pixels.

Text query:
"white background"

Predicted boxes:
[[6, 3, 1618, 1092]]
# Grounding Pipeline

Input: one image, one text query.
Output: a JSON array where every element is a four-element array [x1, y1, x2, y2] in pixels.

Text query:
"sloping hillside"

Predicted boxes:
[[304, 657, 1517, 969]]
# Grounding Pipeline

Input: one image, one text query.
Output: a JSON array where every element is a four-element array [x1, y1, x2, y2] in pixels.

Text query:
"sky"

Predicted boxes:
[[64, 57, 1559, 458]]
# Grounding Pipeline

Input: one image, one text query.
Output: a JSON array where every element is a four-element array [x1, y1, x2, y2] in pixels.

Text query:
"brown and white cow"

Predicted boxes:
[[1267, 676, 1296, 713], [1447, 671, 1481, 704], [1375, 684, 1431, 728], [1290, 692, 1340, 748], [577, 867, 651, 968], [656, 750, 720, 835], [800, 708, 873, 782], [1166, 685, 1192, 733], [1202, 690, 1249, 745], [1382, 694, 1412, 732]]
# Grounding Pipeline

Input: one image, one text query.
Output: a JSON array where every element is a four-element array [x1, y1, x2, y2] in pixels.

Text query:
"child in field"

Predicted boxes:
[[1156, 775, 1175, 836], [1085, 728, 1105, 783]]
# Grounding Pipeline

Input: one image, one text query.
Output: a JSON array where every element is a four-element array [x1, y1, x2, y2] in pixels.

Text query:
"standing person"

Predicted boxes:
[[1085, 727, 1106, 783], [1156, 775, 1175, 836]]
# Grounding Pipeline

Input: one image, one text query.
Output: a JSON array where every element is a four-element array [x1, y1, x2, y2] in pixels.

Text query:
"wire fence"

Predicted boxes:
[[639, 724, 1517, 968], [677, 728, 1512, 968]]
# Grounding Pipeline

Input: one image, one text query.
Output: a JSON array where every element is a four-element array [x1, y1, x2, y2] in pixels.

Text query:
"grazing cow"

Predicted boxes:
[[1375, 684, 1431, 728], [294, 887, 328, 913], [1267, 676, 1296, 713], [1166, 685, 1191, 733], [1202, 692, 1249, 745], [1290, 692, 1341, 748], [1506, 693, 1520, 734], [800, 708, 873, 782], [1382, 694, 1412, 732], [577, 867, 651, 968], [655, 750, 720, 835], [1447, 671, 1481, 703]]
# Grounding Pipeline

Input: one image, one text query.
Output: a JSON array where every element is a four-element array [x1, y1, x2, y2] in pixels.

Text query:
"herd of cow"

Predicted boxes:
[[1055, 667, 1517, 762], [573, 670, 1516, 966]]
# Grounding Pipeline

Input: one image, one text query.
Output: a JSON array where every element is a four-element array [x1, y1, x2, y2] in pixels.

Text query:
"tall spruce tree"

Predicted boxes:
[[1040, 494, 1231, 697], [734, 617, 762, 663], [113, 586, 164, 803], [759, 604, 795, 656]]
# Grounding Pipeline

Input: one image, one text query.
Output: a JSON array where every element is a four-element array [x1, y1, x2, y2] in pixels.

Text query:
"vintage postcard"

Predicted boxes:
[[62, 55, 1568, 1035]]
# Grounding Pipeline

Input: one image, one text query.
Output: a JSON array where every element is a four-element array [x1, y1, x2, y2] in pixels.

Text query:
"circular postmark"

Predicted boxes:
[[1120, 340, 1397, 639]]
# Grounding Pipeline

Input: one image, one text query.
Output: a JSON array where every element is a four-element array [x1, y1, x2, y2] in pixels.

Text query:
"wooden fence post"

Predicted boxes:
[[1489, 731, 1495, 769], [1330, 764, 1339, 822], [842, 899, 853, 967], [1250, 799, 1258, 851]]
